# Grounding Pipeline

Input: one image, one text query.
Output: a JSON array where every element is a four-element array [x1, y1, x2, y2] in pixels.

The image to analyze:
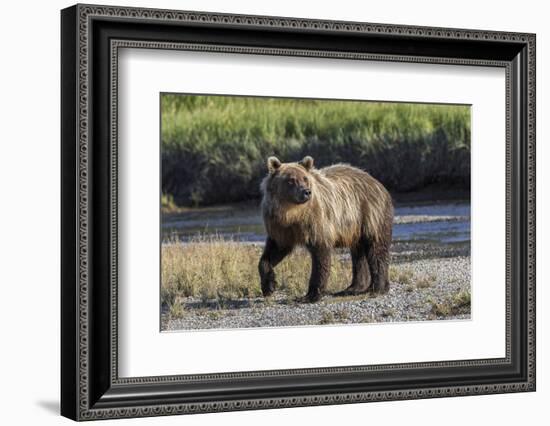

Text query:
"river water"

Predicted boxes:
[[162, 201, 470, 246]]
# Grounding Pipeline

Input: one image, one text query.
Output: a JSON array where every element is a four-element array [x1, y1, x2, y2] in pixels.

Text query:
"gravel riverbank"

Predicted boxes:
[[162, 254, 471, 331]]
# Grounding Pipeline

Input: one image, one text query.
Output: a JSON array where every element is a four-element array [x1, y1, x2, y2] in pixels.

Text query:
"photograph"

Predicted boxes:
[[160, 94, 472, 331]]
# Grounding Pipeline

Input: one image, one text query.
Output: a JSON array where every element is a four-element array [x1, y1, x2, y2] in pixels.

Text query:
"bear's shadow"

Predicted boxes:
[[183, 295, 303, 311]]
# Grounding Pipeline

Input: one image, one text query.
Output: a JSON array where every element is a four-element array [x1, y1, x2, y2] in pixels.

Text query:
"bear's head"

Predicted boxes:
[[263, 156, 314, 205]]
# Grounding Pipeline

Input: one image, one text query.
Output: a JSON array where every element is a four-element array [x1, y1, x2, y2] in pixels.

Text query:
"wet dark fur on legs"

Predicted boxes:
[[259, 237, 292, 297]]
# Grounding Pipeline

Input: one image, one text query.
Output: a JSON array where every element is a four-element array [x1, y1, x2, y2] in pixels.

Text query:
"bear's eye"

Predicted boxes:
[[303, 176, 308, 183], [287, 179, 295, 186]]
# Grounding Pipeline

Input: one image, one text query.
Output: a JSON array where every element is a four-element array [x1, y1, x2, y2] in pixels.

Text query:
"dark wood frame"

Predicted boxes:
[[61, 3, 536, 421]]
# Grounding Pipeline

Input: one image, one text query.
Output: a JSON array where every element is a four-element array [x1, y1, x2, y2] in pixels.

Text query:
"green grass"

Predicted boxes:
[[161, 193, 177, 212], [161, 94, 471, 206]]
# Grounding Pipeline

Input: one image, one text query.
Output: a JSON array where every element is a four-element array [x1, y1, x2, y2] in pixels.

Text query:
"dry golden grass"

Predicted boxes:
[[161, 235, 353, 311], [389, 268, 415, 285], [415, 274, 436, 289], [430, 290, 471, 317], [389, 267, 435, 290]]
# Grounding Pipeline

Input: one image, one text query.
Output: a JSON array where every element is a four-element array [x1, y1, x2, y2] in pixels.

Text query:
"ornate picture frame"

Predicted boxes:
[[61, 4, 535, 421]]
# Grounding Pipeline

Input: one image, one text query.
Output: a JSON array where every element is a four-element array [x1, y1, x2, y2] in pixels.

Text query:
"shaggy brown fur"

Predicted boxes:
[[258, 156, 394, 302]]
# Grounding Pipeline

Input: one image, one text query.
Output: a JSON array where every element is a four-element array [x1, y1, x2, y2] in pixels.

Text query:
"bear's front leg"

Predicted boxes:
[[258, 237, 292, 297], [302, 245, 331, 303]]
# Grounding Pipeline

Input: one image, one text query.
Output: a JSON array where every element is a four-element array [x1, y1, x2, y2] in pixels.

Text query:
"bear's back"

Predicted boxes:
[[319, 163, 367, 178], [317, 163, 378, 190]]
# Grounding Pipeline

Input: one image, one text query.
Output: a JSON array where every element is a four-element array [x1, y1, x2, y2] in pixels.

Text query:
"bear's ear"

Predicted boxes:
[[299, 156, 314, 171], [267, 156, 282, 173]]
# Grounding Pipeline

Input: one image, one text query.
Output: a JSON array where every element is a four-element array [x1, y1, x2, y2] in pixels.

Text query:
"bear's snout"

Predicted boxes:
[[298, 188, 311, 203]]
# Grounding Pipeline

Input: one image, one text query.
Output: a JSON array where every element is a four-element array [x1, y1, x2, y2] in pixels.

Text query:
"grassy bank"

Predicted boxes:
[[161, 95, 471, 206]]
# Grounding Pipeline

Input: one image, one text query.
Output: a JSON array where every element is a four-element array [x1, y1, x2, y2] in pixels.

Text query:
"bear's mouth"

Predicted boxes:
[[295, 194, 311, 204]]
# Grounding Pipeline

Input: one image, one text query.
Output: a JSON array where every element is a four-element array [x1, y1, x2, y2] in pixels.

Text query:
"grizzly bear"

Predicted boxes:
[[258, 156, 394, 302]]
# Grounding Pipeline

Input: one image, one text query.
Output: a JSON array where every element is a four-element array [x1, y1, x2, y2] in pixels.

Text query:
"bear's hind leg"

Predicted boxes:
[[259, 237, 292, 297], [366, 240, 390, 294], [334, 244, 371, 296]]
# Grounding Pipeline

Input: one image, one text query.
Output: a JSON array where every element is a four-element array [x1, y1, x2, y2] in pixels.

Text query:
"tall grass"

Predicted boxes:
[[161, 94, 471, 206], [161, 235, 353, 310]]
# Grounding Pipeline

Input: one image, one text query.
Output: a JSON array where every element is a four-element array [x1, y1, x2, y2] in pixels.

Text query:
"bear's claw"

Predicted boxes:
[[297, 292, 323, 303], [334, 286, 370, 297]]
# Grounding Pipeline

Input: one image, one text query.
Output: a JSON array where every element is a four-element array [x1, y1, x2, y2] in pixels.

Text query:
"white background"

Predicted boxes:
[[119, 49, 505, 377], [0, 0, 547, 425]]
